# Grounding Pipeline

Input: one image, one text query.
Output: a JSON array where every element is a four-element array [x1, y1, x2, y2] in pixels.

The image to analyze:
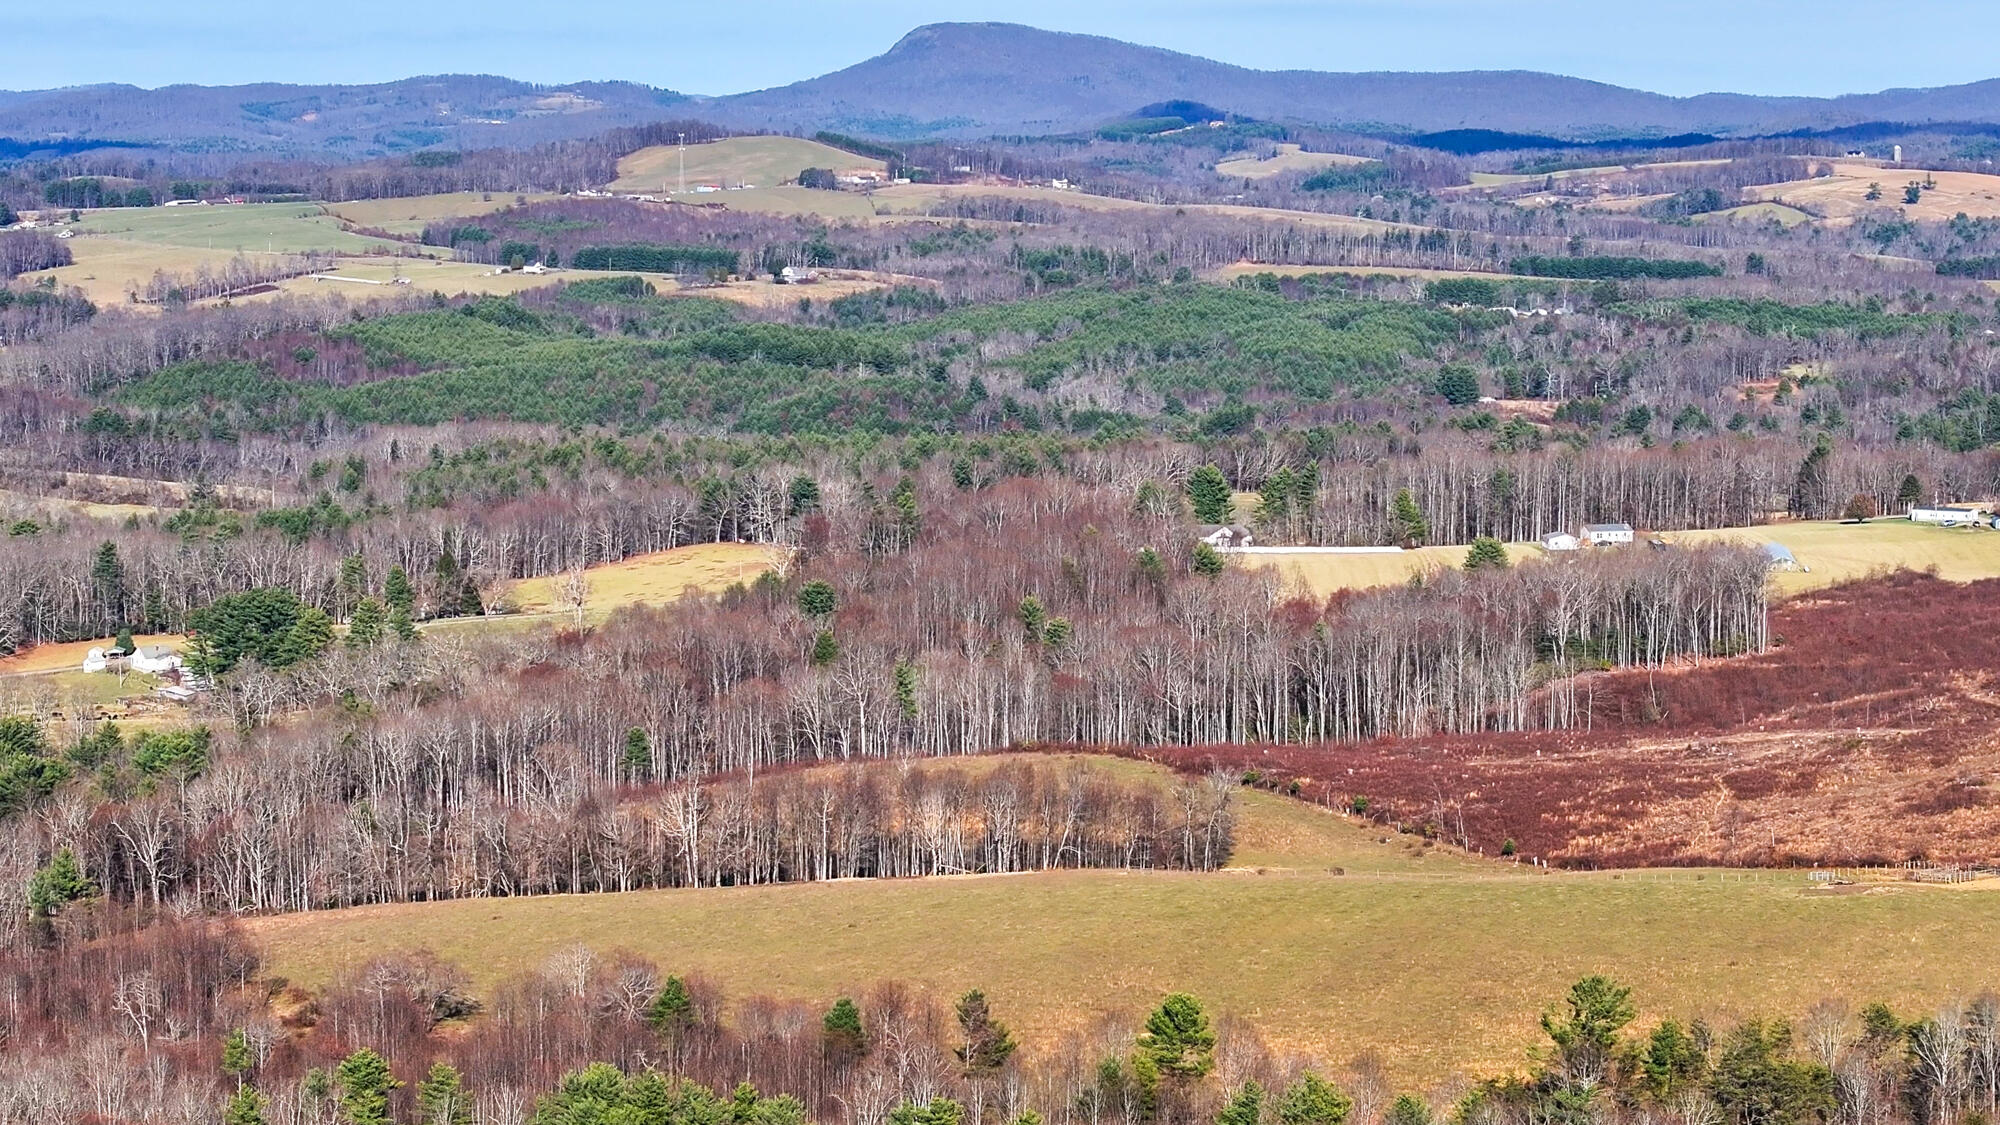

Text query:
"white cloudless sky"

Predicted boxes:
[[11, 0, 1999, 98]]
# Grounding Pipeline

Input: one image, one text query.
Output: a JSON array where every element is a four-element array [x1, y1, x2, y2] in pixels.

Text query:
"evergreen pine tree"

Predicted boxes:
[[1278, 1073, 1352, 1125], [114, 625, 136, 656], [823, 997, 867, 1062], [416, 1062, 471, 1125], [223, 1086, 267, 1125], [222, 1026, 253, 1085], [334, 1049, 401, 1125], [1192, 542, 1225, 577], [389, 606, 419, 642], [811, 629, 840, 667], [894, 661, 920, 720], [1187, 465, 1233, 525], [954, 989, 1018, 1074], [648, 975, 695, 1035], [384, 566, 415, 616], [1463, 537, 1509, 571], [1218, 1082, 1265, 1125], [623, 727, 652, 781], [1136, 993, 1216, 1080], [346, 598, 385, 649], [1391, 489, 1430, 546], [27, 848, 95, 919]]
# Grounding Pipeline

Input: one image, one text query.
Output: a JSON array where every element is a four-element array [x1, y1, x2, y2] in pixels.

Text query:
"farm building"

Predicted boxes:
[[81, 643, 181, 675], [1541, 532, 1581, 551], [1761, 542, 1807, 572], [1908, 504, 1992, 527], [1582, 523, 1635, 547], [1197, 525, 1255, 549]]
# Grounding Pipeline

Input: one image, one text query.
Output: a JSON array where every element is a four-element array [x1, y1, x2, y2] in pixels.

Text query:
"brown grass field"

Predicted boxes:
[[325, 192, 562, 235], [498, 542, 786, 618], [0, 633, 185, 675], [1208, 262, 1531, 284], [1215, 145, 1373, 180], [1243, 519, 2000, 599], [609, 137, 886, 194], [1747, 161, 2000, 222], [247, 753, 2000, 1086]]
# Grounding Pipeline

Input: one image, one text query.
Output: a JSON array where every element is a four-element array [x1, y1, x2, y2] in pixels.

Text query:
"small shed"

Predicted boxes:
[[1761, 542, 1807, 572], [1196, 524, 1254, 550], [1541, 532, 1580, 552], [1908, 504, 1989, 527]]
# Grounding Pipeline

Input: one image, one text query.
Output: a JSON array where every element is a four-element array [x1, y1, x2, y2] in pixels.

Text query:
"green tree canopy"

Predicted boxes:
[[1137, 993, 1217, 1081], [1188, 465, 1233, 525]]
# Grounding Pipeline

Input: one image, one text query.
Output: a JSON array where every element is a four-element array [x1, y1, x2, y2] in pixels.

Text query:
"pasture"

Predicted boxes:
[[73, 203, 412, 255], [1747, 160, 2000, 222], [1244, 519, 2000, 599], [1215, 144, 1373, 179], [1661, 518, 2000, 594], [1698, 201, 1815, 227], [326, 191, 562, 235], [248, 758, 2000, 1085], [609, 136, 886, 194], [497, 541, 786, 619]]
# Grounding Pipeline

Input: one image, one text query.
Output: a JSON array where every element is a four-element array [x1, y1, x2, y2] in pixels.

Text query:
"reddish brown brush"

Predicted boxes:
[[1086, 574, 2000, 868]]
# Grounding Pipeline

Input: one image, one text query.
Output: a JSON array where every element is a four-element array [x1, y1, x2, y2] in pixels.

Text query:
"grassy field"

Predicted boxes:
[[326, 192, 561, 235], [74, 203, 411, 255], [609, 137, 886, 194], [248, 756, 2000, 1085], [1215, 145, 1373, 179], [1698, 201, 1815, 227], [1747, 161, 2000, 222], [498, 542, 786, 619], [1243, 519, 1999, 599], [0, 633, 185, 675], [1209, 262, 1533, 284], [1661, 519, 2000, 594]]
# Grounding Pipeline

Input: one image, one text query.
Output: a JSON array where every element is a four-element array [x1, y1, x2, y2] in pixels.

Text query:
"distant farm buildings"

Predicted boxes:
[[1196, 525, 1255, 550], [1761, 542, 1807, 572], [1541, 532, 1581, 552], [1581, 523, 1636, 547], [1908, 504, 1995, 528], [82, 643, 182, 675]]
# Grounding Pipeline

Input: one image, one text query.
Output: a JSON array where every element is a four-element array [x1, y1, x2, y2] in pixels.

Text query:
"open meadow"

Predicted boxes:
[[497, 541, 786, 619], [325, 191, 562, 235], [1243, 519, 2000, 598], [1215, 144, 1373, 179], [609, 136, 886, 194], [247, 756, 2000, 1086], [1747, 160, 2000, 222]]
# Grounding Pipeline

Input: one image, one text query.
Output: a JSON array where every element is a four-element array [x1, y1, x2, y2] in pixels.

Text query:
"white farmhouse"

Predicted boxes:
[[1908, 504, 1992, 527], [1581, 522, 1635, 547], [1540, 532, 1581, 552], [1196, 524, 1255, 550]]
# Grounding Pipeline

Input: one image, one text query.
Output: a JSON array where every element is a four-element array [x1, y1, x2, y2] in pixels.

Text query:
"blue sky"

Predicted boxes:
[[15, 1, 2000, 98]]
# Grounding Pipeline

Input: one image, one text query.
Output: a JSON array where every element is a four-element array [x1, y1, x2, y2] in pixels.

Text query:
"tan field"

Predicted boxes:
[[325, 191, 562, 235], [1247, 519, 2000, 600], [1698, 201, 1815, 227], [870, 182, 1419, 234], [1209, 261, 1530, 283], [1245, 543, 1532, 595], [609, 136, 886, 194], [1660, 518, 2000, 594], [1215, 144, 1374, 179], [1747, 161, 2000, 222], [248, 755, 2000, 1086], [499, 541, 787, 618], [0, 633, 186, 675]]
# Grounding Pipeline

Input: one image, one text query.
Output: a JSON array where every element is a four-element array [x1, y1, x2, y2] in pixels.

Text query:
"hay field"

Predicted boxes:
[[870, 183, 1416, 234], [1242, 543, 1540, 595], [1215, 144, 1372, 179], [1698, 201, 1815, 227], [1209, 261, 1531, 283], [259, 257, 595, 302], [609, 137, 885, 193], [0, 633, 186, 675], [499, 542, 785, 618], [74, 203, 410, 255], [326, 191, 562, 235], [248, 761, 2000, 1085], [1660, 519, 2000, 594], [1747, 161, 2000, 222]]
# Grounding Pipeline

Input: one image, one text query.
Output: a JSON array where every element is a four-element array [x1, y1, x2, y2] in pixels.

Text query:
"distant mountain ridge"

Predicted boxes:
[[6, 23, 2000, 158], [693, 23, 2000, 140], [0, 75, 688, 159]]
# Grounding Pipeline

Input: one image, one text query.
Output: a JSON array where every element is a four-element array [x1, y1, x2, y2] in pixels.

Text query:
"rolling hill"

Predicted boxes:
[[10, 24, 2000, 156], [694, 22, 2000, 140]]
